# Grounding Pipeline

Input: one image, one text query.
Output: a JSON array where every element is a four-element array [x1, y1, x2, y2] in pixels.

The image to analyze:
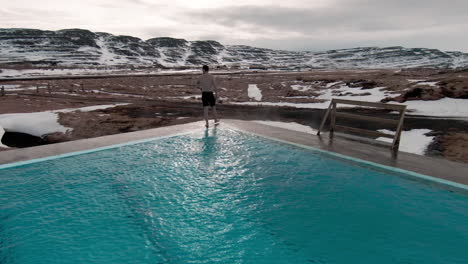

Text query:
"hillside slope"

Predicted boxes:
[[1, 28, 467, 69]]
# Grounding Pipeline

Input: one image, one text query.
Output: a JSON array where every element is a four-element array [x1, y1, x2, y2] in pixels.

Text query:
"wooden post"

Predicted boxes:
[[330, 101, 337, 137], [36, 85, 39, 93], [391, 106, 407, 155], [316, 98, 407, 156], [1, 86, 4, 96], [47, 83, 51, 94], [317, 101, 333, 136], [81, 83, 85, 93]]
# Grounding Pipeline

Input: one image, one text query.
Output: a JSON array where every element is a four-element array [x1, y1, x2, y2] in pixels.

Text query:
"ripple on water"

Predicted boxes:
[[1, 129, 467, 263]]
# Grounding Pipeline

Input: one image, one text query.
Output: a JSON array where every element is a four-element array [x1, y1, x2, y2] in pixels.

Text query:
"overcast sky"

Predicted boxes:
[[1, 0, 467, 52]]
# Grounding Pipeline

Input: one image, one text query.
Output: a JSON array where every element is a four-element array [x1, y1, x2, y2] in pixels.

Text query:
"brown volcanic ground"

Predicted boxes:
[[0, 68, 467, 163]]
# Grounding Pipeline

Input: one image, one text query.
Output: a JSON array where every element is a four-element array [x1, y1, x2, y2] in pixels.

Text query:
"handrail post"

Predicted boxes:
[[316, 97, 407, 155], [330, 101, 337, 137], [391, 106, 406, 156], [317, 101, 333, 136]]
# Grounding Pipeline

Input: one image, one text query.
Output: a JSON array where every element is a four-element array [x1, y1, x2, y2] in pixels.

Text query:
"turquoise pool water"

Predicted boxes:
[[1, 128, 467, 263]]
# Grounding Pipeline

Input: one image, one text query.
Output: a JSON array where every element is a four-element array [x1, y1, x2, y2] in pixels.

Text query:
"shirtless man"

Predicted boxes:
[[197, 65, 219, 128]]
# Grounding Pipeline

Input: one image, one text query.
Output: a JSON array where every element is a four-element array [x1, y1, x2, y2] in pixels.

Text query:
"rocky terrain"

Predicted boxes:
[[1, 28, 468, 69]]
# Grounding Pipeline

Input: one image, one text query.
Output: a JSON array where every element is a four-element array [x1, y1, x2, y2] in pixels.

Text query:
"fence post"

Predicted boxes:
[[47, 83, 51, 94], [391, 106, 407, 156], [1, 86, 4, 96], [36, 85, 39, 93], [317, 101, 333, 136], [330, 101, 337, 137], [316, 98, 407, 155]]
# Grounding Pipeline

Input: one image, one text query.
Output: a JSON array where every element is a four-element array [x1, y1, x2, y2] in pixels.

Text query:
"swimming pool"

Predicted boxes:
[[1, 128, 467, 263]]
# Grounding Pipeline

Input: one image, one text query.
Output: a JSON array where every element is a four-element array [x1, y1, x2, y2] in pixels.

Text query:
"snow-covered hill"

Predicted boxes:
[[1, 28, 467, 69]]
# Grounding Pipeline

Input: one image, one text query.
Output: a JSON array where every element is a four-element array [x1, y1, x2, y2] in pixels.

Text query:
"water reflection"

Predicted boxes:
[[202, 127, 217, 153]]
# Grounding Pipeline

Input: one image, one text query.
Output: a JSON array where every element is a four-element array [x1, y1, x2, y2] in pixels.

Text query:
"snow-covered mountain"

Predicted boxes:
[[1, 28, 467, 69]]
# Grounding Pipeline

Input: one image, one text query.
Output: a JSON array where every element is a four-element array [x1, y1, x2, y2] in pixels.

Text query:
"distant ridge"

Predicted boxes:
[[1, 28, 467, 69]]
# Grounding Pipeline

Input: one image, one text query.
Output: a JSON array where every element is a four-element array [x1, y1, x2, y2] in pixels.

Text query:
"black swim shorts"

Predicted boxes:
[[202, 92, 216, 107]]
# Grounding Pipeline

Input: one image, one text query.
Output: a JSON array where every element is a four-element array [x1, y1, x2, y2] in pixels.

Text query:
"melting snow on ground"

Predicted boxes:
[[252, 120, 317, 134], [1, 84, 42, 91], [58, 104, 128, 113], [248, 84, 262, 101], [413, 81, 439, 87], [407, 79, 425, 83], [316, 83, 391, 103], [236, 82, 391, 108], [376, 129, 434, 155], [0, 112, 71, 138], [168, 95, 202, 100], [91, 90, 146, 98], [326, 81, 342, 88], [399, 98, 468, 118], [0, 126, 8, 148], [291, 84, 312, 92], [234, 82, 468, 119], [0, 104, 128, 144]]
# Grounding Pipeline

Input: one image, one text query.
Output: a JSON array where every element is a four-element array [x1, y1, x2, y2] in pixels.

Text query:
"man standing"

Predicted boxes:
[[197, 65, 219, 128]]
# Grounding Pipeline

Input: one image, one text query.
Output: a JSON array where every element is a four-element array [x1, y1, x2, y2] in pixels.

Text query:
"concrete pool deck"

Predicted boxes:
[[1, 119, 467, 188]]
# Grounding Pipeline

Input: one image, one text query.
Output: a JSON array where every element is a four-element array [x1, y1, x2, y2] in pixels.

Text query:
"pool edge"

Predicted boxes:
[[1, 120, 467, 193]]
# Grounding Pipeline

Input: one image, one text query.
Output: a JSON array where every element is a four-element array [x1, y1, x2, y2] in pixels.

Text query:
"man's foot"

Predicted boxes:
[[214, 119, 220, 124], [205, 123, 209, 128]]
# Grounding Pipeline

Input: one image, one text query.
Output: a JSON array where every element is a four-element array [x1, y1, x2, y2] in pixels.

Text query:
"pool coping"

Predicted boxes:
[[0, 121, 204, 168], [1, 119, 467, 192]]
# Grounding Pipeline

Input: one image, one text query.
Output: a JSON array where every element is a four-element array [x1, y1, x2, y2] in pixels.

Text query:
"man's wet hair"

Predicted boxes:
[[202, 65, 209, 72]]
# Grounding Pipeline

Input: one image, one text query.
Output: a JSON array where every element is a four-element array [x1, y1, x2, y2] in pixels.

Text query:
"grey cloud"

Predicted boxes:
[[179, 0, 468, 52], [185, 1, 468, 34], [0, 7, 71, 18], [0, 7, 72, 26], [230, 30, 468, 53]]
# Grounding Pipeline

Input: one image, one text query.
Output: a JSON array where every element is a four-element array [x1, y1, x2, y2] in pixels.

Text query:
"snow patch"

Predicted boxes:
[[0, 126, 9, 148], [291, 84, 312, 92], [0, 104, 127, 138], [0, 85, 38, 91], [326, 81, 342, 88], [168, 95, 201, 100], [376, 129, 434, 155], [414, 81, 439, 87], [91, 90, 146, 98], [0, 112, 71, 137], [58, 104, 129, 113], [396, 98, 468, 117], [317, 83, 391, 103], [248, 84, 262, 101], [1, 84, 21, 90], [234, 83, 468, 119], [252, 120, 317, 134]]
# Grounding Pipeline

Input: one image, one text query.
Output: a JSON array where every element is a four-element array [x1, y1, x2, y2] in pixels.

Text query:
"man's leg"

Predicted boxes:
[[204, 106, 209, 127]]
